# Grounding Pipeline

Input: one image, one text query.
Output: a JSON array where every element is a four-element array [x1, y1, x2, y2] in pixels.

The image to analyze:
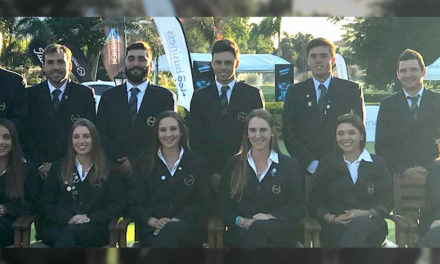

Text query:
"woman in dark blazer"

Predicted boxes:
[[40, 118, 122, 247], [0, 118, 32, 247], [220, 109, 304, 248], [129, 110, 207, 247], [309, 113, 393, 247]]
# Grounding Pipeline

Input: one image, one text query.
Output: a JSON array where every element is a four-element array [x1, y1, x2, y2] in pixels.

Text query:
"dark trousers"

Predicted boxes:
[[54, 223, 108, 247], [0, 217, 14, 247], [419, 226, 440, 247], [321, 215, 387, 247], [139, 220, 202, 248], [225, 219, 297, 248]]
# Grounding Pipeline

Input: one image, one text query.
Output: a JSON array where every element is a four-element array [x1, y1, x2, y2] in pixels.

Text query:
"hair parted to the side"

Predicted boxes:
[[126, 41, 153, 61], [396, 48, 425, 71], [230, 108, 279, 201], [61, 118, 108, 185], [42, 43, 72, 64], [211, 38, 240, 59], [306, 37, 336, 59], [0, 118, 25, 201], [141, 110, 189, 177]]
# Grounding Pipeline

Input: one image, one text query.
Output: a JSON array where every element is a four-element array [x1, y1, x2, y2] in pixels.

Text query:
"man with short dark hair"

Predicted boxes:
[[189, 38, 265, 181], [27, 43, 96, 178], [0, 32, 27, 139], [283, 37, 364, 174], [375, 48, 440, 175], [97, 41, 176, 177]]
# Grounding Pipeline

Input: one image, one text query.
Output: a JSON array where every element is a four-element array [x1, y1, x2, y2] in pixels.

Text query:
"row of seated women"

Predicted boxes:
[[1, 109, 440, 248]]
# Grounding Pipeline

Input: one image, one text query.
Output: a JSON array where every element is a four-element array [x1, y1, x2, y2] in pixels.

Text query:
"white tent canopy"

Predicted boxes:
[[425, 57, 440, 80], [154, 53, 291, 73]]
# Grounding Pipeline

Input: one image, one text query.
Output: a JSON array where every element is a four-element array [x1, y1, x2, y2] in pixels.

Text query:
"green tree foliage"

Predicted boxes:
[[279, 32, 314, 73], [342, 17, 440, 90]]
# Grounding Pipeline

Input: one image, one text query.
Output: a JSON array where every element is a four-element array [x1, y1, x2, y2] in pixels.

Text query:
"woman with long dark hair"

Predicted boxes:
[[129, 110, 207, 247], [40, 118, 122, 247], [309, 113, 393, 247], [0, 118, 31, 247], [220, 108, 304, 247]]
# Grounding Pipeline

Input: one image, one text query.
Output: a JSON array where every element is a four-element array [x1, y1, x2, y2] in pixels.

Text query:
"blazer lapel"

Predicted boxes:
[[416, 89, 432, 123], [396, 90, 414, 122]]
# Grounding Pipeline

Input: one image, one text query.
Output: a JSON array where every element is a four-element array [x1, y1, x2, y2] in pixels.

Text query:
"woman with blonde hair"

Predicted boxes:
[[220, 108, 304, 247]]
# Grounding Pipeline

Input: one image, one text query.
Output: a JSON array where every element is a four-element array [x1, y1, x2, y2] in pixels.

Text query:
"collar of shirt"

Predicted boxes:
[[247, 150, 279, 183], [75, 157, 93, 182], [126, 80, 148, 112], [215, 79, 236, 103], [157, 147, 185, 177], [312, 75, 332, 102], [48, 79, 68, 100], [343, 149, 373, 165], [403, 86, 424, 107]]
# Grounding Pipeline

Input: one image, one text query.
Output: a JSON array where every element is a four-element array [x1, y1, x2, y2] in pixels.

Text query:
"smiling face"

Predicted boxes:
[[125, 49, 152, 85], [397, 59, 425, 94], [307, 45, 335, 82], [336, 122, 363, 155], [211, 51, 239, 85], [72, 125, 93, 156], [247, 117, 273, 152], [43, 50, 72, 88], [158, 117, 181, 150], [0, 125, 12, 159]]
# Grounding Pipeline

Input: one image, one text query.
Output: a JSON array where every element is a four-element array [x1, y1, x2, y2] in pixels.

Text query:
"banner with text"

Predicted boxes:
[[153, 17, 194, 111]]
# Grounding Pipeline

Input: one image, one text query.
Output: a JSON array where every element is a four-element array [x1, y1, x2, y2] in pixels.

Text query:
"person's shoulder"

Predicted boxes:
[[28, 81, 47, 93], [193, 83, 215, 96], [0, 67, 24, 81], [332, 77, 359, 89], [278, 153, 300, 167], [69, 80, 94, 93], [149, 84, 173, 95], [235, 81, 259, 92], [292, 78, 311, 89], [380, 91, 401, 105], [425, 88, 440, 99]]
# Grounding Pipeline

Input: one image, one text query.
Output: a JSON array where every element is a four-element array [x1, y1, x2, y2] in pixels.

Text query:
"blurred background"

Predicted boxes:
[[0, 0, 440, 16]]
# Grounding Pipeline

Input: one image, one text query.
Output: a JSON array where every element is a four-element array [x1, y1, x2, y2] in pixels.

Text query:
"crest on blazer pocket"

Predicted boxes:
[[237, 112, 247, 122], [92, 180, 103, 190], [272, 184, 281, 195], [146, 116, 157, 127], [367, 184, 375, 195], [71, 113, 81, 122], [184, 175, 195, 186], [0, 102, 6, 111]]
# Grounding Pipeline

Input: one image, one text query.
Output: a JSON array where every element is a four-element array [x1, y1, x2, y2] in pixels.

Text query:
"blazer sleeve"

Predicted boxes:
[[9, 76, 28, 135], [282, 84, 315, 168], [255, 87, 265, 109], [370, 157, 394, 218], [127, 173, 153, 224], [88, 173, 124, 223], [83, 86, 96, 123], [189, 92, 207, 155], [96, 92, 118, 162], [41, 166, 73, 225], [309, 161, 332, 220], [375, 102, 400, 173], [351, 82, 365, 123], [270, 157, 305, 223], [220, 157, 238, 227]]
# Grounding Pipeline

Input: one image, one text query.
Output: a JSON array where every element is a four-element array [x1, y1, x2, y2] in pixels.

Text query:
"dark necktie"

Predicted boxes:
[[318, 84, 327, 113], [128, 87, 140, 123], [52, 89, 61, 110], [407, 94, 420, 121], [220, 85, 229, 115]]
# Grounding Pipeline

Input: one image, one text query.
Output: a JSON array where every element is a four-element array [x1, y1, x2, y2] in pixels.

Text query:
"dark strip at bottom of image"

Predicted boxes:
[[0, 248, 434, 264]]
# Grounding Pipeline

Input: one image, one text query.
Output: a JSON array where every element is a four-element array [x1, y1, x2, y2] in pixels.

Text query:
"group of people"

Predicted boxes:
[[0, 29, 440, 248]]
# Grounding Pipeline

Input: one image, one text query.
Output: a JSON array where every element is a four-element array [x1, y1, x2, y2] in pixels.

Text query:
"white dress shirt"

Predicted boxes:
[[312, 75, 332, 103], [157, 147, 185, 177], [403, 86, 424, 108], [126, 80, 149, 113], [247, 150, 279, 183], [343, 149, 373, 184], [48, 79, 68, 100], [215, 79, 236, 104], [75, 157, 93, 182]]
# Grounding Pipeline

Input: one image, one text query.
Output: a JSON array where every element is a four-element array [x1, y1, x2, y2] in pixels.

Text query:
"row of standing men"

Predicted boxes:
[[0, 35, 440, 247]]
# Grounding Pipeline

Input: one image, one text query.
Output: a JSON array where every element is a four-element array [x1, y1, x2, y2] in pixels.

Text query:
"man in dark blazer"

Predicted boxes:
[[97, 41, 176, 177], [282, 38, 365, 175], [0, 32, 27, 139], [375, 49, 440, 176], [27, 43, 96, 179], [189, 38, 264, 183]]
